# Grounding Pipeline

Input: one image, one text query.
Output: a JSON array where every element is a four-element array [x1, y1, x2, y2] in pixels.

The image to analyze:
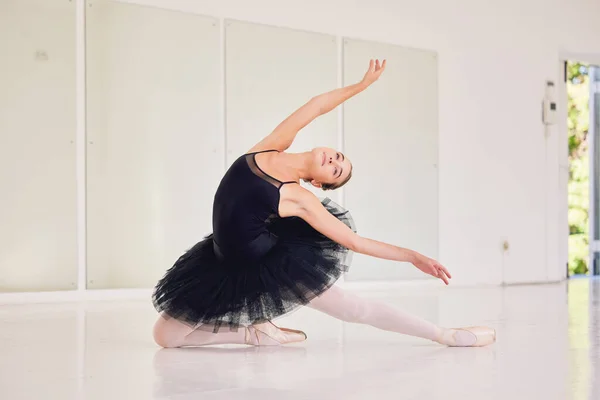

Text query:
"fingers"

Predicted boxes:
[[367, 59, 387, 74], [437, 263, 452, 279], [432, 264, 451, 285], [438, 269, 450, 285]]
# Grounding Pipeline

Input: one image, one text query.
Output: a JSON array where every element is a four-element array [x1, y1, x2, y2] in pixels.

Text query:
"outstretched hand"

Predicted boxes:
[[412, 254, 452, 285], [361, 59, 386, 86]]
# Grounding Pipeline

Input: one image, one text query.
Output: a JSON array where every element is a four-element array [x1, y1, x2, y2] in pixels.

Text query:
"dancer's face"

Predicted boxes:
[[308, 147, 352, 190]]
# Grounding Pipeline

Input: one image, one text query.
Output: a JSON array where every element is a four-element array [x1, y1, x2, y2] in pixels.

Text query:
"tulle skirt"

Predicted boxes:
[[151, 198, 355, 332]]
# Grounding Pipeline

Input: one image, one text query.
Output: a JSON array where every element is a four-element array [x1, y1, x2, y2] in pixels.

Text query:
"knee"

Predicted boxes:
[[153, 316, 183, 348]]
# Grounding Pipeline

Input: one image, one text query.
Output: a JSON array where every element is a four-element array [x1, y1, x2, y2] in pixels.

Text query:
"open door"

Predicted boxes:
[[564, 60, 600, 278], [589, 66, 600, 276]]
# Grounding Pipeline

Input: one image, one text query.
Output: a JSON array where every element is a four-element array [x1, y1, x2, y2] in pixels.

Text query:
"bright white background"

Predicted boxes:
[[0, 0, 77, 292], [85, 2, 223, 289], [2, 0, 600, 300]]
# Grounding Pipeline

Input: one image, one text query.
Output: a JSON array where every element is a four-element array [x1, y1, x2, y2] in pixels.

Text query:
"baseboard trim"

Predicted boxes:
[[0, 288, 153, 305]]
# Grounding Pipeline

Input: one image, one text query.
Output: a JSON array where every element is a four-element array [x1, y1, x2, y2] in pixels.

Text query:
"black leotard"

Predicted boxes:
[[212, 150, 295, 261]]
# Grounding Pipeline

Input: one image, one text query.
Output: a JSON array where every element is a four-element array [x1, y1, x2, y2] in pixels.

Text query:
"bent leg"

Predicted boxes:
[[152, 315, 247, 348], [152, 315, 306, 348]]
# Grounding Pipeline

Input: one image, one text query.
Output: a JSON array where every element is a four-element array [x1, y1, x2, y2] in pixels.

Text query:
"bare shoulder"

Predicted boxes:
[[278, 182, 360, 252], [278, 183, 319, 218]]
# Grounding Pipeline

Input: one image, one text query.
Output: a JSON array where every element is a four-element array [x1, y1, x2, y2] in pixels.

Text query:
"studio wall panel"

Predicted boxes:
[[342, 38, 439, 281], [86, 1, 222, 288], [225, 20, 338, 196], [0, 0, 77, 292]]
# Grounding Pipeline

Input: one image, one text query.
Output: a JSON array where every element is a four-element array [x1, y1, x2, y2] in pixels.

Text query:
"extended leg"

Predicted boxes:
[[308, 286, 495, 346]]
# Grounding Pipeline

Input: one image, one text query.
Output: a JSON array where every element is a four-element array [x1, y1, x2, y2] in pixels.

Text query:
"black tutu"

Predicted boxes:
[[152, 198, 355, 332]]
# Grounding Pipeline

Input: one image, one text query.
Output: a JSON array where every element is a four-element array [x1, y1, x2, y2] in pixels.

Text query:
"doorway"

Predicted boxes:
[[566, 60, 600, 277]]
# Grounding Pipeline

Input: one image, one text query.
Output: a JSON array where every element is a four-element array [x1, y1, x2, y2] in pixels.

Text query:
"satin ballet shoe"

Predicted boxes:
[[450, 326, 496, 347], [244, 321, 307, 346], [438, 326, 496, 347], [278, 326, 308, 340]]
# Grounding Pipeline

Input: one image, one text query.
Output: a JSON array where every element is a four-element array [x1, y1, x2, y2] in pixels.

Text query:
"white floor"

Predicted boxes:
[[1, 279, 599, 400]]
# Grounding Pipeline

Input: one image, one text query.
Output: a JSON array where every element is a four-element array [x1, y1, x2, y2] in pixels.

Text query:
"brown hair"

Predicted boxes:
[[321, 168, 353, 191]]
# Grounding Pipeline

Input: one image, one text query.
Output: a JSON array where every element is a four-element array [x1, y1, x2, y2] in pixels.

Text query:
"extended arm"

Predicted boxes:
[[248, 59, 386, 153], [281, 184, 452, 285]]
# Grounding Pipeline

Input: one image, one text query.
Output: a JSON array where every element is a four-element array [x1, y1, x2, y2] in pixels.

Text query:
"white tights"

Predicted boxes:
[[152, 286, 475, 348]]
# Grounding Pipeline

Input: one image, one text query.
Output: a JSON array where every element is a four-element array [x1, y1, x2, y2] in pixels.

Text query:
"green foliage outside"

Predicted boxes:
[[567, 61, 590, 275]]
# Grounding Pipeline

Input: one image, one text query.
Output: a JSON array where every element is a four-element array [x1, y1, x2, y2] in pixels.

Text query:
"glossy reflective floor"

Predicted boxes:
[[1, 278, 599, 399]]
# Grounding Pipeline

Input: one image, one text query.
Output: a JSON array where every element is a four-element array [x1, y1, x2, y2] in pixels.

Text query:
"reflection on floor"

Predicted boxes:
[[1, 279, 599, 399]]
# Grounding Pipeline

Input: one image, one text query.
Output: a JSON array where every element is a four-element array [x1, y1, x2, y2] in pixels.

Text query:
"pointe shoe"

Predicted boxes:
[[278, 326, 308, 340], [447, 326, 496, 347], [244, 321, 307, 346]]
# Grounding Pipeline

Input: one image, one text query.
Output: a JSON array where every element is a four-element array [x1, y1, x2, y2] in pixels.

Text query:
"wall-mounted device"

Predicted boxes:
[[543, 80, 557, 125]]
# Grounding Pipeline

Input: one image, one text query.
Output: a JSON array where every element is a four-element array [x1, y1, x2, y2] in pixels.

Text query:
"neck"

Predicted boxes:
[[275, 151, 313, 182]]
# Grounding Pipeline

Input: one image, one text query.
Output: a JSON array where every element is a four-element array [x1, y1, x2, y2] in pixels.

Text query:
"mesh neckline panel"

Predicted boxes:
[[245, 153, 283, 189]]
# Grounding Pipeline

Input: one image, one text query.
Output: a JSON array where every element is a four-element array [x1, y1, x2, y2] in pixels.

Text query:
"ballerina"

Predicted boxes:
[[152, 59, 496, 348]]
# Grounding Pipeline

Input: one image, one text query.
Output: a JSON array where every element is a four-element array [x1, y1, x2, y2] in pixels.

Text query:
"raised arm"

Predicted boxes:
[[248, 59, 387, 153], [281, 184, 452, 285]]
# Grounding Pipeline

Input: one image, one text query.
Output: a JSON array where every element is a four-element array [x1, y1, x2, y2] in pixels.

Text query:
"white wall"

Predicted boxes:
[[109, 0, 600, 285], [0, 0, 77, 292], [3, 0, 600, 295], [84, 3, 223, 289], [342, 39, 440, 281]]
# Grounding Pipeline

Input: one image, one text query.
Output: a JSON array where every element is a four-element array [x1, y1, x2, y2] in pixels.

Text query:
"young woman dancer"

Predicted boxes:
[[152, 60, 496, 348]]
